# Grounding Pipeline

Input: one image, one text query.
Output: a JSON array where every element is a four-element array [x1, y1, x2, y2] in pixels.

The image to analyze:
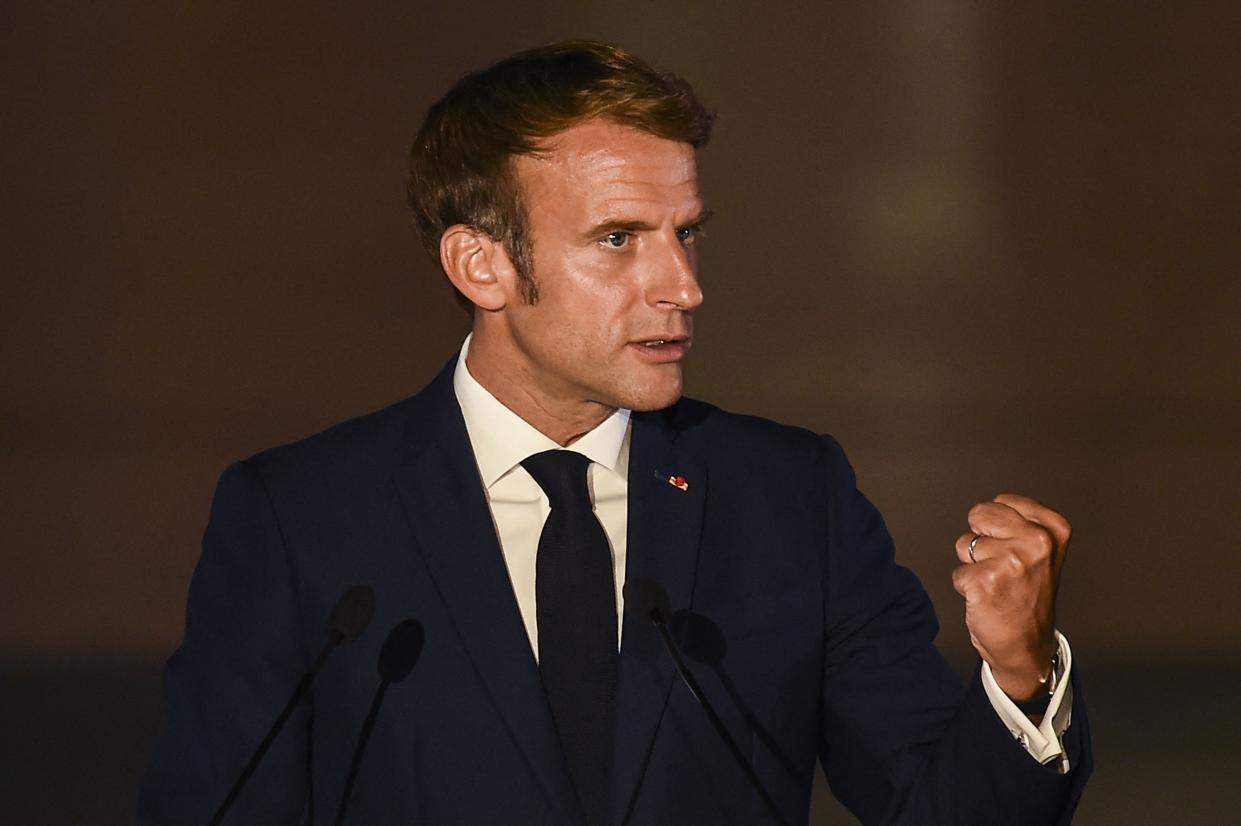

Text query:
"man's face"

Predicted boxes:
[[498, 119, 706, 418]]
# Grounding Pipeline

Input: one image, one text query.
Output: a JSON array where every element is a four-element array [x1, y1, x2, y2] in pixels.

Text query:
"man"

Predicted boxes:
[[140, 41, 1090, 824]]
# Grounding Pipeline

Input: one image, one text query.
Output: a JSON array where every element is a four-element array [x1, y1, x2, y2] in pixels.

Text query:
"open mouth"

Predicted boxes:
[[635, 336, 688, 348], [631, 337, 691, 361]]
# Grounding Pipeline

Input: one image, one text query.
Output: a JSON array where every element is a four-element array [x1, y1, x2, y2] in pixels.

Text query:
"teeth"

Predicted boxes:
[[643, 340, 667, 347]]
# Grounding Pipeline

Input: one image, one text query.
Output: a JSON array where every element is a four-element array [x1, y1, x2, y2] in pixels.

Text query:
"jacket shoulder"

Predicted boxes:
[[240, 361, 457, 486], [664, 395, 844, 467]]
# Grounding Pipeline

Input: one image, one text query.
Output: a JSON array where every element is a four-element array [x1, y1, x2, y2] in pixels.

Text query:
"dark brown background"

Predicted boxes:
[[3, 2, 1238, 823]]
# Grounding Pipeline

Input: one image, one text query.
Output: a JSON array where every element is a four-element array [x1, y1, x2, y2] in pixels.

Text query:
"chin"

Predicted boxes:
[[620, 381, 684, 412]]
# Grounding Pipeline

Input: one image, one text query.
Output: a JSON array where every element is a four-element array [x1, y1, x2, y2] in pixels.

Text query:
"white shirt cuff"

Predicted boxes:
[[980, 630, 1074, 773]]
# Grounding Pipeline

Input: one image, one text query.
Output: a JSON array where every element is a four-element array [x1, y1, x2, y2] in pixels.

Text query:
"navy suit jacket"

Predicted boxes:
[[139, 359, 1091, 824]]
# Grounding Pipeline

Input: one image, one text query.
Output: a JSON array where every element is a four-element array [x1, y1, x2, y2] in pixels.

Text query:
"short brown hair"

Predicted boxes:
[[408, 40, 714, 305]]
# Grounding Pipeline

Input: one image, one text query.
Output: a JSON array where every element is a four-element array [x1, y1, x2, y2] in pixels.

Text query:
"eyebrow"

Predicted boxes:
[[689, 207, 715, 228], [580, 207, 714, 240]]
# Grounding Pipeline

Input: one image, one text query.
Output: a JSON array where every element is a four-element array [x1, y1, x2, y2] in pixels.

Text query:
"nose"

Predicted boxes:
[[646, 233, 704, 311]]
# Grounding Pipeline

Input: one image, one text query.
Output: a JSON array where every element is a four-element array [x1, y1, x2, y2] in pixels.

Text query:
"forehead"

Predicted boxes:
[[513, 119, 701, 225]]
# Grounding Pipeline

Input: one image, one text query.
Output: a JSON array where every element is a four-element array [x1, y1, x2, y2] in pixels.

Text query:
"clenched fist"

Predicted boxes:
[[952, 493, 1071, 703]]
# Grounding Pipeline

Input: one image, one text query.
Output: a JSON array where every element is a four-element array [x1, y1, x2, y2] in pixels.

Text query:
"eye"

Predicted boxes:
[[601, 231, 632, 249], [676, 225, 702, 245]]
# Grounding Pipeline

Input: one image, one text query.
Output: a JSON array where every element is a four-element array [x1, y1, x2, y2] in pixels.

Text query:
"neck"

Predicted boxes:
[[465, 332, 615, 447]]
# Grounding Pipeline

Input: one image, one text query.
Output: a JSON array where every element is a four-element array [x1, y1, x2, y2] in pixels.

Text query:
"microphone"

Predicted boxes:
[[207, 585, 376, 826], [622, 577, 787, 826], [625, 575, 672, 623], [333, 618, 425, 826], [326, 585, 379, 644]]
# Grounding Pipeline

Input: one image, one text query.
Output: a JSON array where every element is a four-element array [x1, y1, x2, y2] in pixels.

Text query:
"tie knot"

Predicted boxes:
[[521, 450, 593, 510]]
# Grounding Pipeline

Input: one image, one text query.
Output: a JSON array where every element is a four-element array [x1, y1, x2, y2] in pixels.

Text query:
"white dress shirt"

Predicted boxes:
[[451, 335, 1073, 769], [982, 632, 1074, 772], [453, 335, 631, 661]]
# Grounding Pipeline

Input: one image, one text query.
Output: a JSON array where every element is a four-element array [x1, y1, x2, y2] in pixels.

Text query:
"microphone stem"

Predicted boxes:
[[333, 680, 391, 826], [652, 616, 787, 826], [207, 632, 341, 826]]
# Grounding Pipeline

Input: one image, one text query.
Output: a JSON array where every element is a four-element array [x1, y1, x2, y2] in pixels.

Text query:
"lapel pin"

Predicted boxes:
[[655, 469, 689, 492]]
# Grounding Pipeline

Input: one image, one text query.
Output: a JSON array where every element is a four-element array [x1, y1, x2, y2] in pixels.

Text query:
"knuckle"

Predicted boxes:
[[951, 570, 969, 594], [980, 569, 1001, 591]]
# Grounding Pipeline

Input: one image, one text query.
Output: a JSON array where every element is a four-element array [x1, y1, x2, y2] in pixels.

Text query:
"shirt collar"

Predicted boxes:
[[453, 334, 631, 488]]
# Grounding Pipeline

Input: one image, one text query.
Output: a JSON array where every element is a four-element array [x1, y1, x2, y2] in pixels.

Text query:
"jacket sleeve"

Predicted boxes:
[[816, 435, 1091, 825], [137, 460, 313, 825]]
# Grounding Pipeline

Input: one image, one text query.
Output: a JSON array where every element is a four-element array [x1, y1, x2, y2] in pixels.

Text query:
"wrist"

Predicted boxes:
[[989, 635, 1058, 698], [1003, 650, 1061, 716]]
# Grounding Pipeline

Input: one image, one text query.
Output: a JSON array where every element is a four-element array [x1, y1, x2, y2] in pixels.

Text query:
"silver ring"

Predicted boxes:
[[967, 534, 981, 563]]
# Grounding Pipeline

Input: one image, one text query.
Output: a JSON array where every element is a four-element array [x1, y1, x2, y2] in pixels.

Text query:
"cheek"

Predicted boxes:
[[558, 273, 639, 333]]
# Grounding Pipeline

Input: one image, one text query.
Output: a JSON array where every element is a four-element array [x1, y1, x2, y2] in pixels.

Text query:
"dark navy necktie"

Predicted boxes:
[[521, 449, 617, 826]]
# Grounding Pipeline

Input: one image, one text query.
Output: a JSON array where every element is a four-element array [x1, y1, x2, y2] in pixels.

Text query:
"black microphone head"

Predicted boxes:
[[377, 619, 425, 683], [670, 610, 727, 666], [623, 576, 672, 623], [326, 585, 376, 644]]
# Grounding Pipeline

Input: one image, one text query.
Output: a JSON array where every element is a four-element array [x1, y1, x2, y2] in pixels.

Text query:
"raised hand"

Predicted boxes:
[[952, 493, 1071, 702]]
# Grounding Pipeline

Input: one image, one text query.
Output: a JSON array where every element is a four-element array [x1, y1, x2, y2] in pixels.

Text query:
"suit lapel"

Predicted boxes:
[[390, 362, 580, 823], [610, 408, 707, 824]]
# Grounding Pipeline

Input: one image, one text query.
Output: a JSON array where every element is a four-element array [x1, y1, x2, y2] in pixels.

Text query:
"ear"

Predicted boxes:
[[439, 224, 519, 312]]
